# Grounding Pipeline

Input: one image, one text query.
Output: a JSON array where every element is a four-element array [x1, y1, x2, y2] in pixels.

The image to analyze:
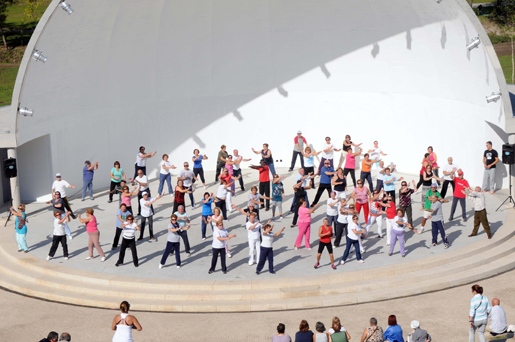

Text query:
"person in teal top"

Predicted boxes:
[[10, 204, 28, 252], [109, 161, 126, 203]]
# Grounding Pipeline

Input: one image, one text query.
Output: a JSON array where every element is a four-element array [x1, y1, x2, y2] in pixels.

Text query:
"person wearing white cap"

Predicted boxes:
[[51, 173, 76, 219], [408, 320, 431, 342], [289, 130, 307, 171], [138, 191, 164, 241]]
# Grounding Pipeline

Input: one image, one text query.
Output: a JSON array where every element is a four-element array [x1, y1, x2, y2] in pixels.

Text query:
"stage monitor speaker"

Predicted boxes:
[[4, 158, 17, 178], [502, 144, 515, 165]]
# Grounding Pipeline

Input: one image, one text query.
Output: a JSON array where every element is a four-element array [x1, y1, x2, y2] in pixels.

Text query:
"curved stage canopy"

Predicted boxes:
[[9, 0, 513, 201]]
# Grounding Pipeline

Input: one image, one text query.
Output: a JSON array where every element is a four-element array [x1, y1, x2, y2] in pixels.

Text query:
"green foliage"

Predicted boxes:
[[490, 0, 515, 27], [488, 32, 513, 44], [0, 65, 19, 106], [23, 0, 43, 22], [498, 55, 515, 84]]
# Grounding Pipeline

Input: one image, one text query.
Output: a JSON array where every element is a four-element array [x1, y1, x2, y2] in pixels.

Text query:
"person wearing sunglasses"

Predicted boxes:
[[45, 191, 73, 239], [365, 190, 386, 238], [389, 209, 416, 257], [420, 183, 447, 234], [10, 204, 28, 252], [209, 221, 236, 274], [311, 160, 336, 207], [116, 215, 141, 267], [317, 137, 340, 176], [399, 180, 418, 227], [159, 214, 190, 269], [351, 179, 372, 225], [343, 145, 363, 188], [384, 196, 397, 246], [340, 215, 365, 265], [424, 195, 450, 248], [47, 211, 72, 261], [314, 218, 337, 270], [158, 154, 176, 196], [51, 173, 76, 219], [360, 153, 379, 192], [178, 162, 197, 209], [338, 135, 362, 169], [383, 167, 403, 204]]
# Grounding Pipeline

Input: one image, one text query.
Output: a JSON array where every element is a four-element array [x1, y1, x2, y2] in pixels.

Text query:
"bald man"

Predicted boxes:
[[464, 186, 492, 239], [486, 298, 507, 335]]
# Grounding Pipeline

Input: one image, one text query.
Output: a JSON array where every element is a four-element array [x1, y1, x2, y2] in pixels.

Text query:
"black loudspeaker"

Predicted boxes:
[[4, 158, 17, 178], [502, 144, 515, 165]]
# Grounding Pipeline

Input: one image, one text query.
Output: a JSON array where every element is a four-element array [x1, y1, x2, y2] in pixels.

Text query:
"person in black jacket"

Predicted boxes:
[[39, 331, 58, 342]]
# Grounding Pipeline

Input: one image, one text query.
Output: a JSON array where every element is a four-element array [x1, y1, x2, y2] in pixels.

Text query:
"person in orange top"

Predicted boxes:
[[360, 153, 379, 192], [314, 218, 336, 270]]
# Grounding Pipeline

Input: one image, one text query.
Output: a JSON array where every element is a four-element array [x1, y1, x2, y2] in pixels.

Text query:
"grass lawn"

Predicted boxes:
[[3, 0, 52, 48], [0, 66, 19, 106], [498, 55, 515, 84]]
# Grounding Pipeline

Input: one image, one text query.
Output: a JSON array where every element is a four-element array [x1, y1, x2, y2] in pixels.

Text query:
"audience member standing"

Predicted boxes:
[[465, 187, 492, 239], [52, 173, 76, 219], [469, 284, 491, 342], [289, 130, 307, 171], [482, 141, 499, 194], [82, 160, 98, 201], [133, 146, 156, 179], [111, 301, 142, 341], [441, 157, 459, 198]]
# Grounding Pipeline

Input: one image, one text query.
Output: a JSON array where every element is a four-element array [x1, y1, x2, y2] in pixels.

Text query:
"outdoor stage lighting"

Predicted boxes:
[[435, 0, 442, 3], [486, 92, 502, 103], [31, 49, 47, 63], [59, 0, 74, 14], [467, 37, 481, 51], [18, 107, 33, 117]]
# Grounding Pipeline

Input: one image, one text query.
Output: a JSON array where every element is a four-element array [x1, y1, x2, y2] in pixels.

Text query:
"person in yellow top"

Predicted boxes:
[[360, 153, 379, 192]]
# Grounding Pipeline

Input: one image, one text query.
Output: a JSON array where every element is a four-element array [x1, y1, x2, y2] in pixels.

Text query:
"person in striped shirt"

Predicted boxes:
[[469, 284, 491, 342]]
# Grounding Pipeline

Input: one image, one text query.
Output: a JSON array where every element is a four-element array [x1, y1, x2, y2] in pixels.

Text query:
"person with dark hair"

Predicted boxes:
[[139, 191, 165, 241], [51, 173, 76, 219], [120, 184, 139, 218], [389, 209, 416, 257], [343, 145, 363, 188], [328, 316, 351, 342], [291, 180, 312, 227], [314, 322, 330, 342], [311, 159, 336, 206], [295, 320, 314, 342], [340, 215, 365, 265], [78, 208, 106, 261], [427, 146, 440, 186], [215, 179, 233, 220], [209, 221, 236, 274], [272, 322, 291, 342], [360, 317, 383, 342], [256, 223, 284, 275], [113, 204, 131, 249], [133, 146, 156, 179], [116, 215, 140, 267], [109, 161, 126, 204], [361, 153, 379, 191], [424, 195, 450, 248], [201, 192, 215, 240], [289, 130, 307, 171], [40, 331, 58, 342], [383, 315, 404, 342], [482, 141, 499, 194], [82, 160, 98, 201], [316, 136, 341, 175], [159, 214, 189, 269], [398, 180, 417, 227], [178, 161, 197, 209], [157, 154, 176, 196], [47, 211, 71, 261], [294, 199, 320, 250], [215, 145, 228, 182], [192, 149, 208, 188], [250, 160, 272, 211], [45, 191, 73, 239], [130, 169, 150, 217], [416, 153, 431, 189], [232, 149, 251, 191], [173, 179, 193, 214], [338, 134, 362, 169], [449, 170, 471, 222], [314, 218, 336, 270], [10, 204, 28, 253], [111, 301, 142, 341], [58, 332, 71, 341], [469, 284, 491, 342], [252, 143, 276, 175]]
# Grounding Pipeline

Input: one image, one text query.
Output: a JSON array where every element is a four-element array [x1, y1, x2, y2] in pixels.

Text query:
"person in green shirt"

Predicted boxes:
[[419, 183, 448, 234]]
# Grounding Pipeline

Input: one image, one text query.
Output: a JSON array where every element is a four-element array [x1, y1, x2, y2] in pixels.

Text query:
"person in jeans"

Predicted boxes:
[[465, 186, 492, 239], [215, 145, 228, 182], [157, 154, 176, 196], [425, 195, 450, 248], [47, 211, 71, 261], [256, 223, 285, 275], [201, 192, 214, 240], [398, 180, 418, 227], [173, 205, 192, 256], [334, 197, 354, 247], [232, 149, 251, 191], [109, 161, 125, 203], [250, 160, 271, 210], [113, 204, 131, 250], [215, 179, 233, 220], [272, 323, 291, 342], [51, 173, 76, 219], [360, 153, 378, 191], [289, 130, 307, 171], [192, 149, 208, 188], [252, 143, 276, 175], [482, 141, 499, 194], [159, 214, 190, 269], [209, 221, 236, 274], [133, 146, 156, 179], [449, 171, 471, 222], [178, 162, 197, 208], [116, 215, 140, 267], [469, 284, 491, 342], [271, 175, 286, 220], [340, 215, 365, 265], [82, 160, 98, 201], [311, 161, 336, 206], [138, 191, 165, 241]]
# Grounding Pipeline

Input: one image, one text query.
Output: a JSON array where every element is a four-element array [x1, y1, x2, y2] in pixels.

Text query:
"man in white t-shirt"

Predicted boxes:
[[130, 169, 149, 216], [158, 154, 176, 196], [368, 141, 387, 170], [441, 157, 460, 199], [138, 192, 164, 241], [317, 136, 340, 175], [133, 146, 157, 179], [246, 214, 263, 266], [51, 173, 77, 219], [178, 162, 197, 208], [232, 149, 251, 192], [486, 298, 508, 335]]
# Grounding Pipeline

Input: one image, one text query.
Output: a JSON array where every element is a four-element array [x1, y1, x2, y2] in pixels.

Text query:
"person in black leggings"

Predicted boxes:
[[291, 180, 312, 227], [192, 149, 208, 188], [343, 146, 362, 188], [312, 160, 336, 206], [416, 153, 431, 189]]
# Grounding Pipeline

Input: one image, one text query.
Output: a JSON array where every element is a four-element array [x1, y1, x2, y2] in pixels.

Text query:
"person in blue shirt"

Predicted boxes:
[[311, 162, 336, 206], [192, 149, 208, 188], [10, 204, 28, 252], [82, 160, 98, 201], [201, 192, 215, 240], [113, 204, 132, 250], [271, 175, 286, 220], [383, 167, 403, 205], [384, 315, 404, 342]]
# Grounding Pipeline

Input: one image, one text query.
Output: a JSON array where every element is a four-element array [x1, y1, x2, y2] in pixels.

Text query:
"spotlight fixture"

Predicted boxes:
[[467, 37, 481, 51], [31, 49, 47, 63], [486, 91, 502, 103], [59, 0, 74, 14], [18, 107, 34, 117], [0, 130, 11, 134], [435, 0, 442, 3]]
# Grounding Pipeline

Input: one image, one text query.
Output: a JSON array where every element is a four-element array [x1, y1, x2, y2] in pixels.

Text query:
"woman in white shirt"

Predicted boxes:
[[47, 211, 71, 261], [111, 301, 142, 342], [115, 215, 141, 267], [302, 147, 322, 188], [157, 154, 176, 196], [326, 191, 339, 231], [208, 221, 236, 274], [215, 179, 234, 220], [388, 209, 415, 257], [368, 140, 387, 170], [340, 215, 365, 265], [256, 223, 285, 275]]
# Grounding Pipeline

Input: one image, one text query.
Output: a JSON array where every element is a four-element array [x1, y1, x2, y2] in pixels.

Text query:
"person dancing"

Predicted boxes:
[[314, 218, 337, 270]]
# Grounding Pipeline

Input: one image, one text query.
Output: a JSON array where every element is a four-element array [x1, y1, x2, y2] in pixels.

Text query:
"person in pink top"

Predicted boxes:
[[294, 199, 320, 250], [120, 184, 140, 215], [351, 180, 371, 224], [428, 146, 440, 186], [343, 145, 363, 188], [78, 208, 106, 261]]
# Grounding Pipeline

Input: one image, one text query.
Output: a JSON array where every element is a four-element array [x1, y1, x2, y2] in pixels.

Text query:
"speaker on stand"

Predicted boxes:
[[496, 144, 515, 211]]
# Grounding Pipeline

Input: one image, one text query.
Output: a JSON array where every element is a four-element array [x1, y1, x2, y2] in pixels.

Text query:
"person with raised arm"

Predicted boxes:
[[360, 153, 379, 191], [375, 160, 387, 191], [120, 183, 140, 215], [252, 143, 275, 175], [113, 203, 132, 250], [130, 169, 150, 217], [78, 208, 106, 262], [338, 134, 362, 169], [219, 162, 241, 212], [383, 166, 404, 204], [159, 214, 190, 269], [398, 180, 418, 227], [294, 199, 320, 250], [256, 223, 285, 275], [388, 209, 417, 257], [314, 218, 337, 270], [368, 140, 387, 171], [214, 178, 233, 220], [173, 179, 194, 213], [10, 204, 28, 253], [231, 203, 259, 223], [428, 146, 441, 186], [365, 190, 386, 238], [173, 205, 193, 257], [311, 159, 336, 206], [51, 173, 76, 219], [343, 145, 363, 188], [232, 149, 251, 192], [157, 154, 176, 196], [317, 136, 341, 175], [215, 145, 228, 182], [47, 211, 71, 261], [289, 130, 307, 171], [441, 157, 460, 199], [332, 167, 347, 200], [178, 161, 197, 209], [289, 168, 312, 212], [138, 191, 165, 242], [46, 191, 73, 239], [208, 221, 236, 274], [449, 170, 472, 222], [302, 147, 322, 189], [133, 146, 156, 179], [111, 301, 142, 341], [82, 160, 98, 201], [291, 180, 312, 228], [419, 182, 448, 234], [271, 174, 286, 220], [340, 215, 366, 265], [424, 195, 450, 248], [115, 215, 141, 267], [201, 192, 215, 240], [192, 149, 208, 188], [246, 215, 268, 266], [249, 160, 272, 211], [351, 178, 372, 225], [109, 161, 126, 204], [416, 153, 431, 189], [334, 195, 354, 247]]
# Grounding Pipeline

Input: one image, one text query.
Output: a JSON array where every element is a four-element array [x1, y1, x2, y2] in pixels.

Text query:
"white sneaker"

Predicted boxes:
[[177, 265, 181, 269], [294, 246, 298, 250], [279, 216, 283, 220], [358, 260, 365, 263], [46, 256, 51, 261], [202, 237, 206, 241], [360, 248, 365, 254], [159, 264, 163, 269], [340, 260, 345, 265], [85, 256, 92, 260], [307, 248, 312, 250], [187, 252, 191, 257], [68, 235, 73, 240], [248, 262, 254, 266], [101, 257, 106, 262], [227, 253, 232, 258], [64, 257, 69, 260]]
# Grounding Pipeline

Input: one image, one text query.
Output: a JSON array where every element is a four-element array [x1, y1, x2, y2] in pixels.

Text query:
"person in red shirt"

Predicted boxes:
[[384, 195, 397, 246], [449, 170, 472, 221], [314, 218, 336, 269], [250, 161, 271, 211]]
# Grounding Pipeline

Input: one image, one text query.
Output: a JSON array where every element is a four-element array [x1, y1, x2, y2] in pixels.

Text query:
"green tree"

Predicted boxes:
[[491, 0, 515, 27], [0, 0, 13, 50], [23, 0, 43, 23]]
